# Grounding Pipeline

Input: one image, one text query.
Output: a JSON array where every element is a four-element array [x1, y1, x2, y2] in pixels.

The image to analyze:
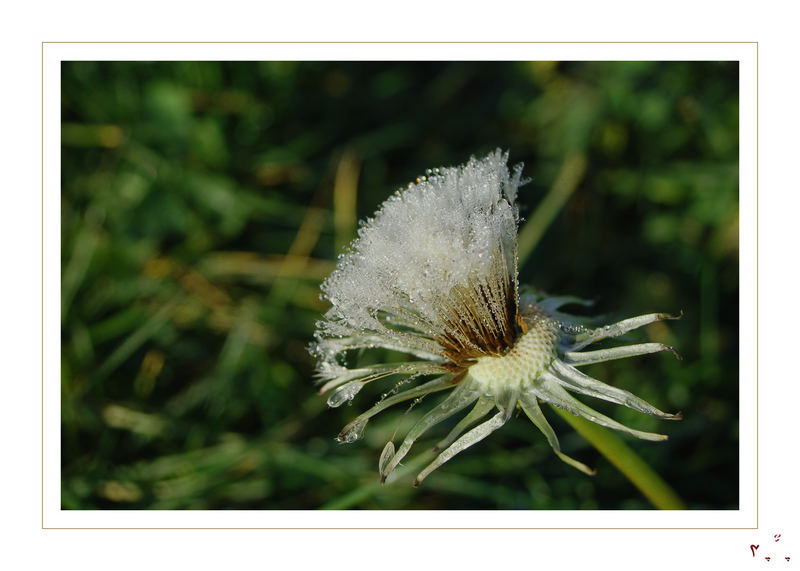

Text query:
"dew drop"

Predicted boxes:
[[327, 380, 363, 408], [339, 418, 368, 443]]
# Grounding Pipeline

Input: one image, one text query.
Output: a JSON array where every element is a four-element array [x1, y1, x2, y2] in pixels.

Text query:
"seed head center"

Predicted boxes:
[[468, 319, 558, 392]]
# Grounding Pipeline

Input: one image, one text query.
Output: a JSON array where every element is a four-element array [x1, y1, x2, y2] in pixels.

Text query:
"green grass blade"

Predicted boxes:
[[551, 406, 685, 510], [517, 153, 587, 267]]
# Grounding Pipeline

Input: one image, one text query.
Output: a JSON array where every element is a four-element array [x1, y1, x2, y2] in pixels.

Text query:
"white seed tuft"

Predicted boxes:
[[315, 149, 524, 369]]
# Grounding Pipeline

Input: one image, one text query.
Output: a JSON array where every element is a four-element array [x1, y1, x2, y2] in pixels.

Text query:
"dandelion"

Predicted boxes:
[[311, 150, 681, 486]]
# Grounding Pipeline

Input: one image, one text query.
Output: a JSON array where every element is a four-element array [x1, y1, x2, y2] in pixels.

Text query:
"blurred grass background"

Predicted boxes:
[[61, 61, 738, 510]]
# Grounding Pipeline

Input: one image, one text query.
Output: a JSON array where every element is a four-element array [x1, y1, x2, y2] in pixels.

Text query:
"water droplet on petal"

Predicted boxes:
[[327, 381, 363, 408], [338, 418, 368, 443]]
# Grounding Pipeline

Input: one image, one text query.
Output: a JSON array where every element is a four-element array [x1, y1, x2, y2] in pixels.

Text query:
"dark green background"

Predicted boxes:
[[61, 61, 738, 509]]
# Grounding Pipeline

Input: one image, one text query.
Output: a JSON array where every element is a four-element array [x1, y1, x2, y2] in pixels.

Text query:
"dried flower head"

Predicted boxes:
[[311, 150, 681, 486]]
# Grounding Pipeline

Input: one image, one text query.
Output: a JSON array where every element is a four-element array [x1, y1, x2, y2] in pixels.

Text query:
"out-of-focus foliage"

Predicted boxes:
[[61, 61, 738, 510]]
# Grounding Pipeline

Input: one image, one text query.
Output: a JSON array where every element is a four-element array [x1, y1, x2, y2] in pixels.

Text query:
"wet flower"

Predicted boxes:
[[311, 150, 681, 486]]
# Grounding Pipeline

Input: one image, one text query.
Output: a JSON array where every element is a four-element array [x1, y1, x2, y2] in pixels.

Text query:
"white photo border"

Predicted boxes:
[[44, 42, 757, 529]]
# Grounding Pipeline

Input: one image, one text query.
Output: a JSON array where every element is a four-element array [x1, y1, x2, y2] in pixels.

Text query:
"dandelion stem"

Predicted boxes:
[[551, 406, 686, 510]]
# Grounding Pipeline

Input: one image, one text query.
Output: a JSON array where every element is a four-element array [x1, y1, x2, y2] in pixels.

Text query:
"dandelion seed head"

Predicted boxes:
[[311, 149, 682, 485], [318, 150, 521, 354]]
